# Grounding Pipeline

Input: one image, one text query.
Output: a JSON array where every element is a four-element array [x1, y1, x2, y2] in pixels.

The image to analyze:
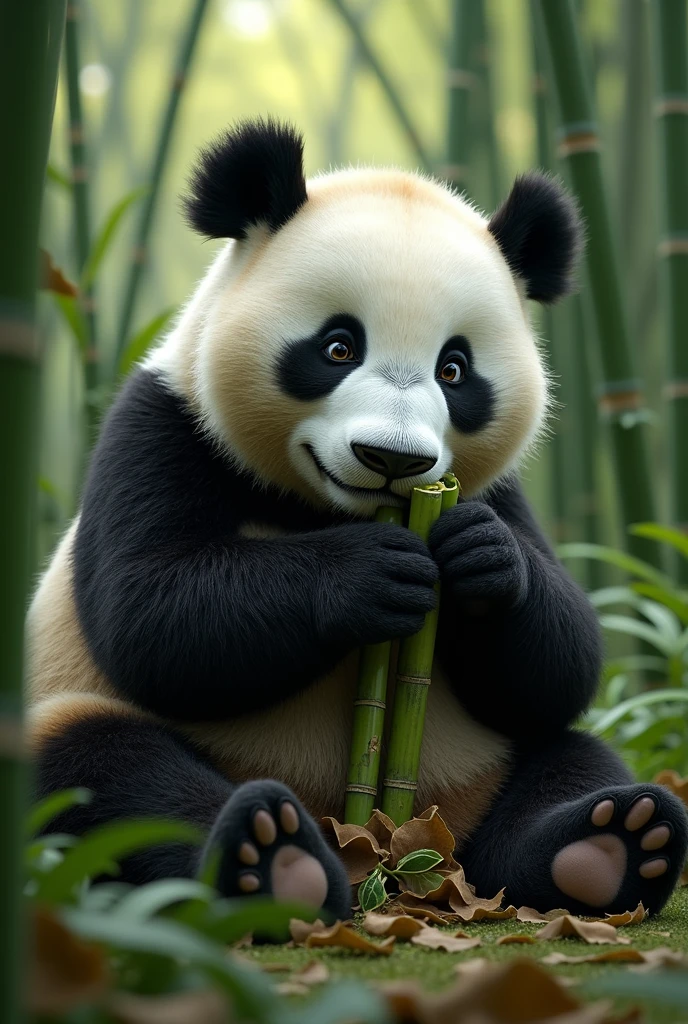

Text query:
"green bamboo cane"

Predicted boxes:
[[325, 0, 432, 173], [381, 475, 460, 826], [443, 0, 477, 196], [538, 0, 657, 565], [473, 0, 502, 210], [651, 0, 688, 580], [64, 0, 99, 449], [116, 0, 210, 361], [0, 5, 66, 1021], [345, 505, 404, 825]]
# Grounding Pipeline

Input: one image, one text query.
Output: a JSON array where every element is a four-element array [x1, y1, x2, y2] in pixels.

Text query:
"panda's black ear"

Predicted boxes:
[[487, 172, 583, 304], [183, 118, 307, 239]]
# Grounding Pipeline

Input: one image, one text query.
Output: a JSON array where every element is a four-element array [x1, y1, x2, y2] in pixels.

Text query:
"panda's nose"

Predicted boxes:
[[351, 443, 437, 480]]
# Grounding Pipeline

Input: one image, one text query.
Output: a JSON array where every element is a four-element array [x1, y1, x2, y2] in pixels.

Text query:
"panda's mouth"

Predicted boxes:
[[303, 444, 400, 500]]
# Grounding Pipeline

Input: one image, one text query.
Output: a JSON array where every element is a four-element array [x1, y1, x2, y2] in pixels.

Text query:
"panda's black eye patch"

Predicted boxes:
[[278, 314, 366, 401], [437, 336, 495, 434]]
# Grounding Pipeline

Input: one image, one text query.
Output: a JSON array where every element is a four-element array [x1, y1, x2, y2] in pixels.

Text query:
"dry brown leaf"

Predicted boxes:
[[541, 950, 646, 966], [294, 960, 330, 985], [39, 249, 78, 297], [385, 897, 455, 925], [629, 945, 688, 972], [363, 809, 396, 852], [380, 957, 626, 1024], [585, 903, 646, 926], [414, 866, 506, 915], [29, 906, 110, 1015], [288, 917, 327, 943], [275, 982, 310, 997], [410, 928, 481, 953], [454, 957, 492, 976], [321, 818, 384, 883], [536, 916, 629, 945], [363, 912, 427, 939], [454, 904, 518, 922], [304, 920, 395, 956], [259, 962, 292, 973], [655, 768, 688, 806], [390, 805, 459, 869], [109, 990, 228, 1024], [517, 906, 570, 923], [496, 934, 537, 945]]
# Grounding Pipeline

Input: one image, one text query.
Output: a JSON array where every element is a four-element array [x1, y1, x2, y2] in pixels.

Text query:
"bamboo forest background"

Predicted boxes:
[[36, 0, 688, 778]]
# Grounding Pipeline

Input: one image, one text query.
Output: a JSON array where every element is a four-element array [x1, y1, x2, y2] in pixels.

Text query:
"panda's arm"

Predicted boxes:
[[73, 370, 436, 721], [431, 476, 601, 739]]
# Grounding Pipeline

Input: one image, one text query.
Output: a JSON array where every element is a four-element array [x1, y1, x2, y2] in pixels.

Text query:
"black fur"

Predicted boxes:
[[183, 118, 307, 239], [488, 172, 583, 304], [435, 336, 495, 434], [459, 730, 688, 916], [278, 314, 367, 401], [34, 715, 350, 920]]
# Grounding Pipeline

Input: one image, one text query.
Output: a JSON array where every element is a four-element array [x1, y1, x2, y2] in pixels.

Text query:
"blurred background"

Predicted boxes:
[[37, 0, 688, 780]]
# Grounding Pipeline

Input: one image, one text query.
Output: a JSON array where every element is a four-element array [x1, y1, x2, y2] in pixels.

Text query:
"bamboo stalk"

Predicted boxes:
[[64, 0, 99, 448], [444, 0, 477, 196], [381, 476, 459, 826], [0, 5, 66, 1021], [345, 505, 404, 825], [651, 0, 688, 580], [116, 0, 210, 361], [473, 0, 502, 210], [538, 0, 657, 564], [325, 0, 432, 173]]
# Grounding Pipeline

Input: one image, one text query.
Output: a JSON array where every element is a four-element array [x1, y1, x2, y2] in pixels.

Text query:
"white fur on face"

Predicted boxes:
[[149, 169, 549, 512]]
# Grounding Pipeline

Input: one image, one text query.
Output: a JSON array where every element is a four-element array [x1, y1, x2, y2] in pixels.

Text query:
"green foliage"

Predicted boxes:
[[80, 185, 148, 293], [118, 306, 177, 377], [563, 526, 688, 778], [358, 848, 445, 910]]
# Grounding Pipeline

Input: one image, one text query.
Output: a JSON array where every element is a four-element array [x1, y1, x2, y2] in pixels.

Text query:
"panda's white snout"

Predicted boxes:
[[350, 442, 437, 481]]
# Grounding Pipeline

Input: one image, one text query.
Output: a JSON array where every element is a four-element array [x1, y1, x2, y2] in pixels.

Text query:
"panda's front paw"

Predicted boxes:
[[428, 502, 528, 607]]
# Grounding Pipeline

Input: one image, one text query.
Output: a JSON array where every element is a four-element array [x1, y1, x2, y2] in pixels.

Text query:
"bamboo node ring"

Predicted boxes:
[[345, 784, 378, 796], [353, 698, 386, 709], [382, 779, 418, 791], [396, 674, 432, 686]]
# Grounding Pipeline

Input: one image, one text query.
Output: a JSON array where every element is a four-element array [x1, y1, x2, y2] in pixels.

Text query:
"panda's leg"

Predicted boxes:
[[30, 695, 351, 919], [458, 730, 688, 916]]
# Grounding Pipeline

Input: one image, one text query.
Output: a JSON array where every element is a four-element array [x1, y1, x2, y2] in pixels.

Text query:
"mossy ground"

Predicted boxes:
[[244, 886, 688, 1020]]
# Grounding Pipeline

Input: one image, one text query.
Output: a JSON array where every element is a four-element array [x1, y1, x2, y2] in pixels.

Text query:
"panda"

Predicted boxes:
[[27, 118, 687, 921]]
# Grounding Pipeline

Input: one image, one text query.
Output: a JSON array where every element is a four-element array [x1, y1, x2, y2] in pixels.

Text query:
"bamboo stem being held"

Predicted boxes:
[[381, 475, 459, 826], [344, 505, 404, 826], [0, 5, 67, 1021], [116, 0, 210, 361], [538, 0, 657, 564], [651, 0, 688, 581]]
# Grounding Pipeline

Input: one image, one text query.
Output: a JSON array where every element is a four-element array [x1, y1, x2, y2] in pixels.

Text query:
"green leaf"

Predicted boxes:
[[632, 583, 688, 626], [358, 868, 387, 912], [113, 878, 215, 920], [79, 882, 133, 912], [590, 689, 688, 737], [80, 185, 148, 292], [46, 163, 72, 189], [118, 306, 177, 377], [61, 908, 277, 1019], [558, 542, 673, 590], [26, 833, 77, 862], [35, 819, 203, 903], [54, 293, 87, 351], [27, 788, 92, 837], [283, 981, 392, 1024], [394, 848, 444, 874], [630, 522, 688, 561], [399, 869, 445, 897], [599, 614, 673, 656], [589, 585, 642, 608], [201, 897, 318, 944], [585, 970, 688, 1009]]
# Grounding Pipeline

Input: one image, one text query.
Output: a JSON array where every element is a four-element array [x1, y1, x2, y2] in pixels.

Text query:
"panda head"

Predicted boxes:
[[175, 118, 582, 515]]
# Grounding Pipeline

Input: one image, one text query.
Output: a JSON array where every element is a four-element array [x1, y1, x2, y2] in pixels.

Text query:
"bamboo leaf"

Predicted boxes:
[[637, 599, 682, 643], [283, 981, 391, 1024], [35, 819, 203, 903], [589, 586, 643, 608], [27, 788, 92, 837], [599, 614, 675, 656], [54, 293, 87, 351], [46, 163, 72, 190], [358, 869, 387, 912], [394, 849, 444, 874], [80, 185, 148, 292], [632, 583, 688, 625], [118, 306, 176, 377], [112, 878, 214, 920], [631, 523, 688, 560], [590, 690, 688, 737], [558, 543, 672, 589]]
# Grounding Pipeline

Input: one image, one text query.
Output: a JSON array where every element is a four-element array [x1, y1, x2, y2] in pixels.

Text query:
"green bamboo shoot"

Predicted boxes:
[[0, 5, 66, 1021], [345, 505, 404, 825], [381, 475, 459, 825]]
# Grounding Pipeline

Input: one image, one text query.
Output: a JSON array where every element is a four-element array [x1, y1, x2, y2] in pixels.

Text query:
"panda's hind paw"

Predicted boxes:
[[201, 779, 351, 926]]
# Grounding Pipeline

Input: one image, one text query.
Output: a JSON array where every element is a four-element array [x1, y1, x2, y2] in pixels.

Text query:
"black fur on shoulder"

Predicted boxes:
[[488, 172, 583, 304], [183, 117, 307, 239]]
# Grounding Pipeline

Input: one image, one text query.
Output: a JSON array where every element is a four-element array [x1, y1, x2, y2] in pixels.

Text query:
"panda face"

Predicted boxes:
[[187, 171, 549, 514]]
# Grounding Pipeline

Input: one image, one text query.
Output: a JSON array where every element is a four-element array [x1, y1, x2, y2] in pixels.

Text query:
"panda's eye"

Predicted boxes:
[[323, 330, 355, 362], [438, 351, 468, 385]]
